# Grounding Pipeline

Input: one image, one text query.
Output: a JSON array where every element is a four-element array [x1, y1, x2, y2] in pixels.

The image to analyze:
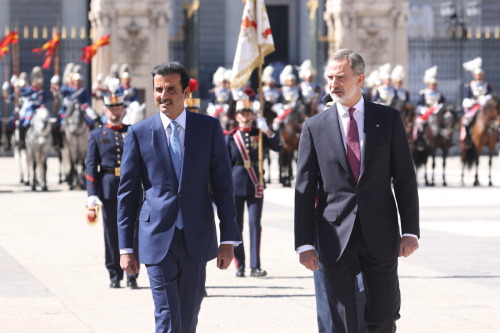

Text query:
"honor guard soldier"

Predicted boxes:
[[18, 67, 47, 148], [414, 66, 446, 141], [460, 57, 493, 142], [273, 64, 301, 131], [262, 64, 280, 105], [391, 65, 411, 111], [372, 63, 396, 107], [207, 66, 234, 129], [85, 78, 138, 289], [298, 59, 321, 118], [119, 64, 140, 108], [226, 96, 282, 278], [184, 78, 201, 113]]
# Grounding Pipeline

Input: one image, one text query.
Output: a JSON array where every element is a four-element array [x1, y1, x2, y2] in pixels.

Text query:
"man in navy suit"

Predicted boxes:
[[117, 62, 241, 332], [295, 49, 419, 333]]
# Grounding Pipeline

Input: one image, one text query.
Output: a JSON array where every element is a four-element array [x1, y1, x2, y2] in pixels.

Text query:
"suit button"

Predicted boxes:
[[177, 193, 182, 198]]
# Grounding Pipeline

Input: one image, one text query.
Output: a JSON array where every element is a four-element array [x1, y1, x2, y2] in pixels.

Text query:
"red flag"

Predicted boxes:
[[0, 31, 19, 60], [79, 34, 110, 64], [230, 0, 275, 89], [32, 33, 61, 69]]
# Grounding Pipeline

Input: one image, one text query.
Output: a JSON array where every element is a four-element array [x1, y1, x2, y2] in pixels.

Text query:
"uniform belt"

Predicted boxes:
[[232, 161, 259, 168], [100, 166, 121, 177]]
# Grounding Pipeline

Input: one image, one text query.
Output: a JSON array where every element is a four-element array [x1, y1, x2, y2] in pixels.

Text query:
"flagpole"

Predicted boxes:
[[53, 38, 60, 115], [258, 59, 264, 186], [12, 30, 19, 76], [256, 0, 264, 187]]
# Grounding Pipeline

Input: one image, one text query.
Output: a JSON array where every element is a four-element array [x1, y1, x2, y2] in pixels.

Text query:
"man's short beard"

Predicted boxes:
[[330, 85, 356, 104]]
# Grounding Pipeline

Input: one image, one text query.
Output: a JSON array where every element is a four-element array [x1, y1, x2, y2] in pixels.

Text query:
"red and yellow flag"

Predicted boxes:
[[32, 33, 61, 69], [80, 34, 110, 64], [230, 0, 275, 89], [0, 31, 19, 60]]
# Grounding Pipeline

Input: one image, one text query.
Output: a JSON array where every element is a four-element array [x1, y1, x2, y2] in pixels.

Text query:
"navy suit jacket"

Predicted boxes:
[[294, 101, 419, 264], [117, 111, 241, 265]]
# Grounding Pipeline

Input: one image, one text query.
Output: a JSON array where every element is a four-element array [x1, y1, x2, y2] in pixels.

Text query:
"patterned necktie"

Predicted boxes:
[[168, 120, 182, 180], [346, 107, 361, 183], [168, 120, 183, 229]]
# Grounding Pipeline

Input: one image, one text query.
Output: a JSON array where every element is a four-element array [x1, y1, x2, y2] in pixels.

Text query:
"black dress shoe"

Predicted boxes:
[[250, 268, 267, 277], [235, 268, 245, 277], [127, 279, 138, 289], [109, 280, 121, 288]]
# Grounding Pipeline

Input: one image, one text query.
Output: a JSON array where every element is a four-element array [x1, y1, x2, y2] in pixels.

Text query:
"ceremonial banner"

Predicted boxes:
[[230, 0, 275, 89], [32, 33, 61, 69], [80, 34, 110, 64], [0, 31, 19, 60]]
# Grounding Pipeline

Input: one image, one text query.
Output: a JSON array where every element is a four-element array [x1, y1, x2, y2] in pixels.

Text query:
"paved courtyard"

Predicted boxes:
[[0, 152, 499, 332]]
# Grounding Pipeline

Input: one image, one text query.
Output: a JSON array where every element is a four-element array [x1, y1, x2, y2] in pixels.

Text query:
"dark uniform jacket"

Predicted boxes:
[[226, 127, 282, 196], [86, 123, 129, 199]]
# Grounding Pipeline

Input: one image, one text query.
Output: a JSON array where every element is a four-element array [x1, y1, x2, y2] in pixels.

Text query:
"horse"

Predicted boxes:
[[25, 107, 54, 191], [399, 102, 416, 148], [12, 118, 30, 185], [10, 97, 32, 185], [62, 100, 89, 190], [277, 101, 304, 187], [460, 94, 500, 186], [262, 100, 278, 183], [412, 103, 457, 186], [122, 101, 147, 125]]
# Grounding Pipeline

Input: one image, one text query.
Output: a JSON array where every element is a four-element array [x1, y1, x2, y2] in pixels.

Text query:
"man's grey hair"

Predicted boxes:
[[331, 49, 365, 75]]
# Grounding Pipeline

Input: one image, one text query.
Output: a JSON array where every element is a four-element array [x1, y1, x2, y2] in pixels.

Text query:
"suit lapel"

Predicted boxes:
[[151, 113, 179, 188], [361, 101, 382, 177], [322, 105, 351, 178]]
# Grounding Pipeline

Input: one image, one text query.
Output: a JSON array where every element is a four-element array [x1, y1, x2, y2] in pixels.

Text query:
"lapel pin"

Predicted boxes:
[[376, 124, 380, 127]]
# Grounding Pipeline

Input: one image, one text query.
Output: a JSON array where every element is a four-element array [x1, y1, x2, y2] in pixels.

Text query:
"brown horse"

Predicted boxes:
[[412, 103, 457, 186], [278, 102, 304, 187], [460, 94, 500, 186], [399, 102, 416, 148]]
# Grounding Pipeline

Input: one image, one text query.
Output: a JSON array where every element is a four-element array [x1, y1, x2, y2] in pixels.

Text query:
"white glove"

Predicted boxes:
[[256, 118, 269, 132], [86, 195, 102, 208], [272, 121, 281, 132]]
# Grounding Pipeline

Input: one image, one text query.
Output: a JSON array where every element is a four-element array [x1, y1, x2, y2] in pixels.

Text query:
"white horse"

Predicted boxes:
[[12, 97, 31, 185], [122, 101, 147, 125], [25, 107, 54, 191], [63, 100, 89, 190]]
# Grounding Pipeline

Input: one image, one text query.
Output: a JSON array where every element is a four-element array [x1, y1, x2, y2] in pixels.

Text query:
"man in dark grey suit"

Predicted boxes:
[[118, 62, 241, 332], [294, 49, 419, 333]]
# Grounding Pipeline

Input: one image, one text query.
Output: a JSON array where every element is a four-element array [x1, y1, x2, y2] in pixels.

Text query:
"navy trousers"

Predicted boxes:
[[146, 228, 206, 333], [234, 195, 264, 270]]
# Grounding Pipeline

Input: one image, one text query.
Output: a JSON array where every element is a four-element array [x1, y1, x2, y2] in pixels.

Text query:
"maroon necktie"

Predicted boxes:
[[346, 107, 361, 183]]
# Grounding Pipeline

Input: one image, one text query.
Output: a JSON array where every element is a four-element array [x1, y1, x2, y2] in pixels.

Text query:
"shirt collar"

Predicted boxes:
[[337, 96, 365, 118], [160, 109, 187, 131]]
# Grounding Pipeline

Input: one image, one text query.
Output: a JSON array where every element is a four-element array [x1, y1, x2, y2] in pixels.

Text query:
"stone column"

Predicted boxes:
[[324, 0, 409, 75], [89, 0, 171, 116]]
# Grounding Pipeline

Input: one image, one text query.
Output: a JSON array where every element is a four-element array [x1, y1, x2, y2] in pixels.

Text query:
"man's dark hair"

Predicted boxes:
[[151, 62, 190, 90]]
